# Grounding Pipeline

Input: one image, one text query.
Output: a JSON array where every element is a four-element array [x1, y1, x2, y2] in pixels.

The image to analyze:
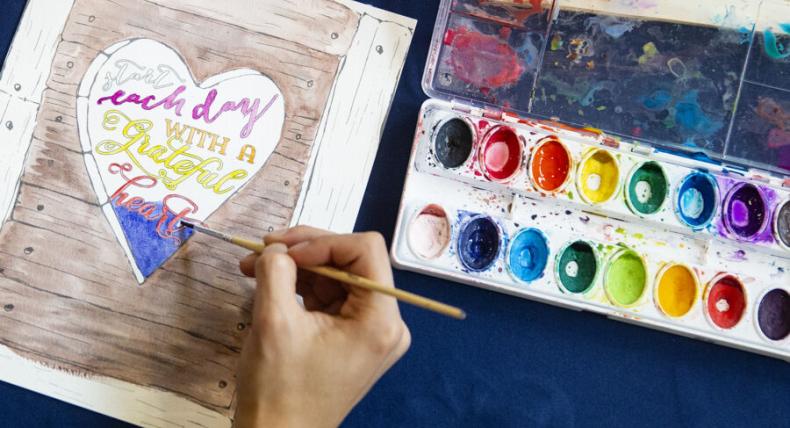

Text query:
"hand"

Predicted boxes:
[[235, 226, 411, 428]]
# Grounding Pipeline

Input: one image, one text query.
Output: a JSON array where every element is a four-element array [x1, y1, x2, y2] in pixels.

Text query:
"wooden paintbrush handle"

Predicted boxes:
[[228, 236, 465, 319], [303, 266, 466, 320]]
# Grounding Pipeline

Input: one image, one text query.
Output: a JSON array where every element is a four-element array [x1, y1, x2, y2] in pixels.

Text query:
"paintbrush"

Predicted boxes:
[[180, 221, 466, 320]]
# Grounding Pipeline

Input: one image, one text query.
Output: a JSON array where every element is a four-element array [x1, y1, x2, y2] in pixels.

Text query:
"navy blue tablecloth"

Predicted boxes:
[[1, 1, 788, 426]]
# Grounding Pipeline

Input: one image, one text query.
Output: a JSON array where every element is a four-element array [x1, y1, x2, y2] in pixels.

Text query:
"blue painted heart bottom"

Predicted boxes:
[[112, 202, 193, 278]]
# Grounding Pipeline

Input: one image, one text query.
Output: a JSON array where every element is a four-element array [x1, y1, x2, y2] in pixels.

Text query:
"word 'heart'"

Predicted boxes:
[[78, 39, 285, 283]]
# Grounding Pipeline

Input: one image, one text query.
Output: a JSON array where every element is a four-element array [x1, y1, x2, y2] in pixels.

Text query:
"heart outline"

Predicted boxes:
[[77, 38, 285, 283]]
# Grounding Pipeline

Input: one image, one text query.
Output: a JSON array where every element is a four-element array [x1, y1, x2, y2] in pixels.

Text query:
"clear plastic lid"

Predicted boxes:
[[423, 0, 790, 175]]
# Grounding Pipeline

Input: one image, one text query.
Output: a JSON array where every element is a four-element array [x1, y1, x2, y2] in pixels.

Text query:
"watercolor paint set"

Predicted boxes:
[[391, 0, 790, 359]]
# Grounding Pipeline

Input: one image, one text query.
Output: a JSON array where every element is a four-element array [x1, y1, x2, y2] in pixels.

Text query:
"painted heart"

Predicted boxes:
[[77, 38, 285, 283]]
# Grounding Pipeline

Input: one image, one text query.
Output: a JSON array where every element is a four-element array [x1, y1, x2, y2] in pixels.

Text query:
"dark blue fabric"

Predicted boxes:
[[1, 1, 788, 427]]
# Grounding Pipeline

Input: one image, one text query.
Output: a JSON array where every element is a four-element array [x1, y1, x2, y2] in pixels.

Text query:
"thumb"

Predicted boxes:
[[252, 243, 301, 327]]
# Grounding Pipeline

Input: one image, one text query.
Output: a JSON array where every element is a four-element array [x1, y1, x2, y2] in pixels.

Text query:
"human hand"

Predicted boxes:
[[235, 226, 411, 428]]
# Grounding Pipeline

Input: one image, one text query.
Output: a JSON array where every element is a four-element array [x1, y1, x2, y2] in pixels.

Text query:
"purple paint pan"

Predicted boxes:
[[722, 182, 769, 240]]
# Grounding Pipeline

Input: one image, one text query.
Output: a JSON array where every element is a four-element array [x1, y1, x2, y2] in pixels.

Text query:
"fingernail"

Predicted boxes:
[[263, 243, 288, 254]]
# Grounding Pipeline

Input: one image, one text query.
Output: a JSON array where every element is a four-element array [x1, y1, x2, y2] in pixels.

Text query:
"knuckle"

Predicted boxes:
[[360, 231, 386, 252], [259, 307, 289, 332], [290, 225, 312, 235], [255, 252, 292, 274], [370, 319, 404, 355]]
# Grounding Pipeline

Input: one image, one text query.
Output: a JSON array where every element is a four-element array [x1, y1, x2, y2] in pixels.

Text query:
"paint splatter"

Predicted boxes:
[[755, 97, 790, 132], [640, 89, 671, 111], [637, 42, 659, 64], [446, 27, 524, 89], [763, 24, 790, 60], [585, 16, 639, 39], [550, 34, 563, 51], [567, 37, 594, 63], [675, 91, 723, 138]]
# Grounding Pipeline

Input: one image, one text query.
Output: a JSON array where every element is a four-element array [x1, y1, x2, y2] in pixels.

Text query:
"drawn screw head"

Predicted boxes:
[[307, 80, 314, 88], [330, 32, 338, 40], [218, 380, 228, 389], [284, 180, 290, 186], [66, 61, 74, 69], [295, 133, 302, 140], [267, 226, 274, 232], [36, 204, 44, 211], [375, 45, 383, 54], [55, 116, 63, 123], [236, 323, 245, 331], [13, 83, 20, 91], [5, 121, 12, 130], [3, 304, 13, 312], [88, 15, 95, 22], [23, 247, 33, 255]]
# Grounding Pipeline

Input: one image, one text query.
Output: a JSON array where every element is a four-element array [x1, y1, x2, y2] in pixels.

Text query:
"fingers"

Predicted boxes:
[[288, 232, 397, 319], [265, 225, 333, 246], [288, 232, 392, 284], [240, 253, 256, 277], [239, 227, 397, 320], [240, 225, 333, 276], [251, 243, 302, 328]]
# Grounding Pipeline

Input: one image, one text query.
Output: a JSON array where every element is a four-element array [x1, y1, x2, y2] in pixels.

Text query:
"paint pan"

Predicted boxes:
[[407, 204, 451, 260], [457, 214, 501, 271], [625, 161, 668, 216], [704, 273, 746, 330], [507, 228, 549, 283], [479, 126, 523, 182], [577, 148, 620, 204], [654, 263, 699, 318], [604, 248, 647, 308], [772, 198, 790, 251], [529, 136, 572, 193], [555, 240, 598, 294], [756, 288, 790, 342], [723, 182, 768, 240], [433, 116, 475, 169], [675, 171, 719, 229]]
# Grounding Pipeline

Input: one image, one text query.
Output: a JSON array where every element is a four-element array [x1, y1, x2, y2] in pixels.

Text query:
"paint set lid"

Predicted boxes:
[[422, 0, 790, 175]]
